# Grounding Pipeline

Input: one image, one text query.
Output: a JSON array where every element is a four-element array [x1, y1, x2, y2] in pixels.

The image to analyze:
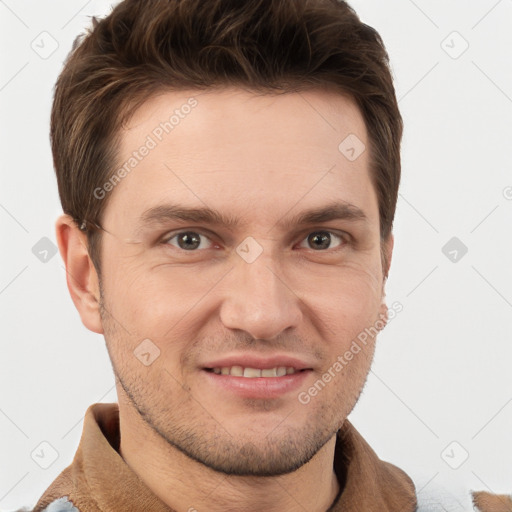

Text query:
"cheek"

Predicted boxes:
[[294, 259, 384, 336], [103, 259, 229, 339]]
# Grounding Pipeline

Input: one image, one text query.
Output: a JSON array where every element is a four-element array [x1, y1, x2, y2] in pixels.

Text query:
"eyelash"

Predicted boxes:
[[160, 229, 350, 253]]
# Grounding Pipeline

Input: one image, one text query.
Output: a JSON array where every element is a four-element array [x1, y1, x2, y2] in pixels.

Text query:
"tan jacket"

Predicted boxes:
[[32, 403, 511, 512]]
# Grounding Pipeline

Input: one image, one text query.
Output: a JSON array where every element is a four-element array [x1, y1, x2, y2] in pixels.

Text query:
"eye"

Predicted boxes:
[[161, 229, 348, 253], [163, 230, 215, 251], [298, 230, 346, 251]]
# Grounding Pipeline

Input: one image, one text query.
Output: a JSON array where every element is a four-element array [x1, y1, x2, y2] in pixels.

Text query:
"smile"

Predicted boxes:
[[206, 366, 303, 377]]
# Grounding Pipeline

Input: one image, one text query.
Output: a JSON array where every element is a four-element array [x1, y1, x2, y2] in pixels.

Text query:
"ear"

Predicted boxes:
[[56, 214, 104, 334], [382, 233, 394, 282], [378, 233, 394, 329]]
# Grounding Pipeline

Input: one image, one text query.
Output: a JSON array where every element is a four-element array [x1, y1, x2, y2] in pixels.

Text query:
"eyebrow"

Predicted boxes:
[[137, 201, 369, 234]]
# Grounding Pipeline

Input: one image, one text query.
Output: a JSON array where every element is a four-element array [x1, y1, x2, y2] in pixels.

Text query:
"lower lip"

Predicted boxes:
[[202, 369, 312, 399]]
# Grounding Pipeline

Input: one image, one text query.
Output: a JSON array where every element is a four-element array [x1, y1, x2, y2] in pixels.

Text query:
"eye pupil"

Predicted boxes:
[[308, 231, 331, 250], [178, 232, 201, 250]]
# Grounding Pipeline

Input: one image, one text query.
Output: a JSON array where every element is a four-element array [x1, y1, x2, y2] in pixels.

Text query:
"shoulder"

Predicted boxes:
[[39, 497, 79, 512], [411, 475, 473, 511], [472, 491, 512, 511], [415, 480, 512, 512]]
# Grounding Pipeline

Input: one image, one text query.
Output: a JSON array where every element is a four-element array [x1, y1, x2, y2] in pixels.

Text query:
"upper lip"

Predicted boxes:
[[202, 354, 314, 371]]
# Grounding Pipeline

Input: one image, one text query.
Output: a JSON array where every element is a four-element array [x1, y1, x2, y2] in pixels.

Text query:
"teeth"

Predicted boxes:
[[230, 365, 244, 377], [212, 366, 298, 377], [243, 367, 261, 378]]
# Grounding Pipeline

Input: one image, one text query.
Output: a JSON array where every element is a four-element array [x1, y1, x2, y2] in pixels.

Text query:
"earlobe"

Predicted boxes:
[[378, 233, 394, 331], [56, 214, 104, 334]]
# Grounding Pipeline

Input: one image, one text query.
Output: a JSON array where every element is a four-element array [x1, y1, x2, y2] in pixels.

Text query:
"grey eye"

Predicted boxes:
[[166, 231, 212, 251], [300, 231, 343, 251]]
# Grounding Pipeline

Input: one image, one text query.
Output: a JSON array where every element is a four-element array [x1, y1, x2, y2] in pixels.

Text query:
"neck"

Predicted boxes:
[[118, 398, 341, 512]]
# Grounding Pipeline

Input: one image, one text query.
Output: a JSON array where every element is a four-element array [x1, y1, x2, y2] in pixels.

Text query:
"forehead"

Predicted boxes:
[[105, 87, 378, 233]]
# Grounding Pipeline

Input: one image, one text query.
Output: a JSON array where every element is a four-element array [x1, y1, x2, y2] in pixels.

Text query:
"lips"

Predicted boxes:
[[202, 354, 313, 373], [206, 366, 301, 377], [200, 354, 314, 399]]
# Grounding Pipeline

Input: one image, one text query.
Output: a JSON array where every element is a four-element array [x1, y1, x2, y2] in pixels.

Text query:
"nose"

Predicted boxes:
[[219, 250, 303, 341]]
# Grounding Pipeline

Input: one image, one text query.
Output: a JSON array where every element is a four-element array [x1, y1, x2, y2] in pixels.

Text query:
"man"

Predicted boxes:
[[28, 0, 506, 511]]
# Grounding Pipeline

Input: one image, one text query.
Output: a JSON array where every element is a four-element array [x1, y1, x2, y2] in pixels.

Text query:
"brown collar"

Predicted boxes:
[[35, 402, 417, 512], [331, 416, 416, 511]]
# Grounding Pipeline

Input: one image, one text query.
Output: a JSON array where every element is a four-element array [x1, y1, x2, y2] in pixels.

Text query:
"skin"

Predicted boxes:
[[57, 87, 393, 512]]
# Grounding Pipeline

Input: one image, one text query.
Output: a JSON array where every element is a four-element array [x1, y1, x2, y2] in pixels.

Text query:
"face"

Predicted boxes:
[[96, 87, 390, 476]]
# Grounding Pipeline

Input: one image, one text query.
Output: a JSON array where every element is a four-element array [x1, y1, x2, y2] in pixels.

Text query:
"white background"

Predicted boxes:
[[1, 0, 511, 510]]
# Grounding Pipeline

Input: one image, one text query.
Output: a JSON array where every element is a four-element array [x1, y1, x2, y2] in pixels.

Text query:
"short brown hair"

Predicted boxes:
[[52, 0, 402, 276]]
